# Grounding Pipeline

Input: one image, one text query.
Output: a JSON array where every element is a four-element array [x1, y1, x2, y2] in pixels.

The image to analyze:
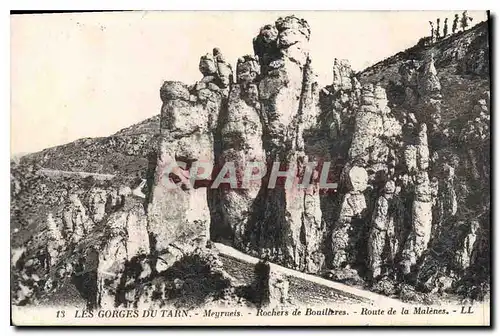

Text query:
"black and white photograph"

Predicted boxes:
[[10, 10, 491, 326]]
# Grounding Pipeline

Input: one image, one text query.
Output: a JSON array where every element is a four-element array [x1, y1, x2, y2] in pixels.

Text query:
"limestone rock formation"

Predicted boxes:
[[399, 54, 443, 136], [199, 48, 233, 90], [414, 87, 490, 296], [148, 49, 232, 256], [216, 54, 264, 247], [97, 201, 150, 308], [62, 194, 93, 243], [331, 166, 368, 269], [328, 83, 403, 277], [348, 84, 401, 169], [368, 180, 404, 279], [332, 58, 355, 91], [46, 213, 64, 267], [255, 15, 311, 154], [257, 17, 324, 273], [10, 16, 491, 308], [11, 180, 153, 308]]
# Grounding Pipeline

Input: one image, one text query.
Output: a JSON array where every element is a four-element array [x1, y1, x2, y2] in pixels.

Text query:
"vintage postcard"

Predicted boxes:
[[10, 10, 491, 326]]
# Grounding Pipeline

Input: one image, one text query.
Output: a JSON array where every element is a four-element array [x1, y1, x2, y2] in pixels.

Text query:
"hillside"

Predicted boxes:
[[19, 115, 160, 177], [11, 15, 491, 312]]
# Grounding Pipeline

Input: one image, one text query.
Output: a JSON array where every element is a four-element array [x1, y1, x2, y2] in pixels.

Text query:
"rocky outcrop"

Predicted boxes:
[[330, 166, 368, 268], [318, 60, 362, 181], [11, 182, 151, 308], [332, 59, 357, 92], [348, 84, 401, 171], [247, 16, 326, 273], [414, 88, 490, 296], [399, 54, 443, 137], [256, 15, 311, 154], [97, 200, 150, 308], [46, 213, 64, 267], [417, 55, 443, 137], [368, 180, 404, 279], [401, 140, 433, 274], [200, 48, 233, 90], [147, 48, 233, 258], [328, 83, 402, 279], [216, 55, 264, 247], [11, 17, 491, 308], [62, 194, 91, 243]]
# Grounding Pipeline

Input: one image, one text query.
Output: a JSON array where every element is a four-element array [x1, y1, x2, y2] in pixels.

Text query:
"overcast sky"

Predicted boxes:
[[11, 11, 488, 155]]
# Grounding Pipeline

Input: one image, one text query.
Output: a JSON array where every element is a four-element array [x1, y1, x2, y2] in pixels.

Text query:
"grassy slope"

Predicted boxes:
[[358, 21, 490, 125], [19, 115, 161, 178]]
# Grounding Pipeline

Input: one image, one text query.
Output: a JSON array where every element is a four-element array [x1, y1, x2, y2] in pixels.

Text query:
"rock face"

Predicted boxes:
[[348, 84, 401, 171], [330, 166, 368, 268], [328, 82, 402, 279], [332, 58, 356, 91], [147, 48, 232, 258], [11, 178, 152, 308], [399, 54, 443, 138], [359, 21, 490, 298], [216, 55, 264, 248], [255, 15, 312, 154], [367, 180, 403, 279], [11, 17, 490, 308], [246, 16, 325, 273]]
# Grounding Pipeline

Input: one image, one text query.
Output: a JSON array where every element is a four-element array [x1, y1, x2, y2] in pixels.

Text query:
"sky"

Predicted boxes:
[[10, 11, 488, 155]]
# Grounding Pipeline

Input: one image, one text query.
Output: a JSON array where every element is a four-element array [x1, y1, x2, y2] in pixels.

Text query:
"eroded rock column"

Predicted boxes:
[[218, 55, 264, 248], [331, 166, 368, 268], [330, 83, 402, 274], [367, 180, 404, 279], [147, 49, 231, 261], [251, 16, 324, 272], [401, 124, 433, 274]]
